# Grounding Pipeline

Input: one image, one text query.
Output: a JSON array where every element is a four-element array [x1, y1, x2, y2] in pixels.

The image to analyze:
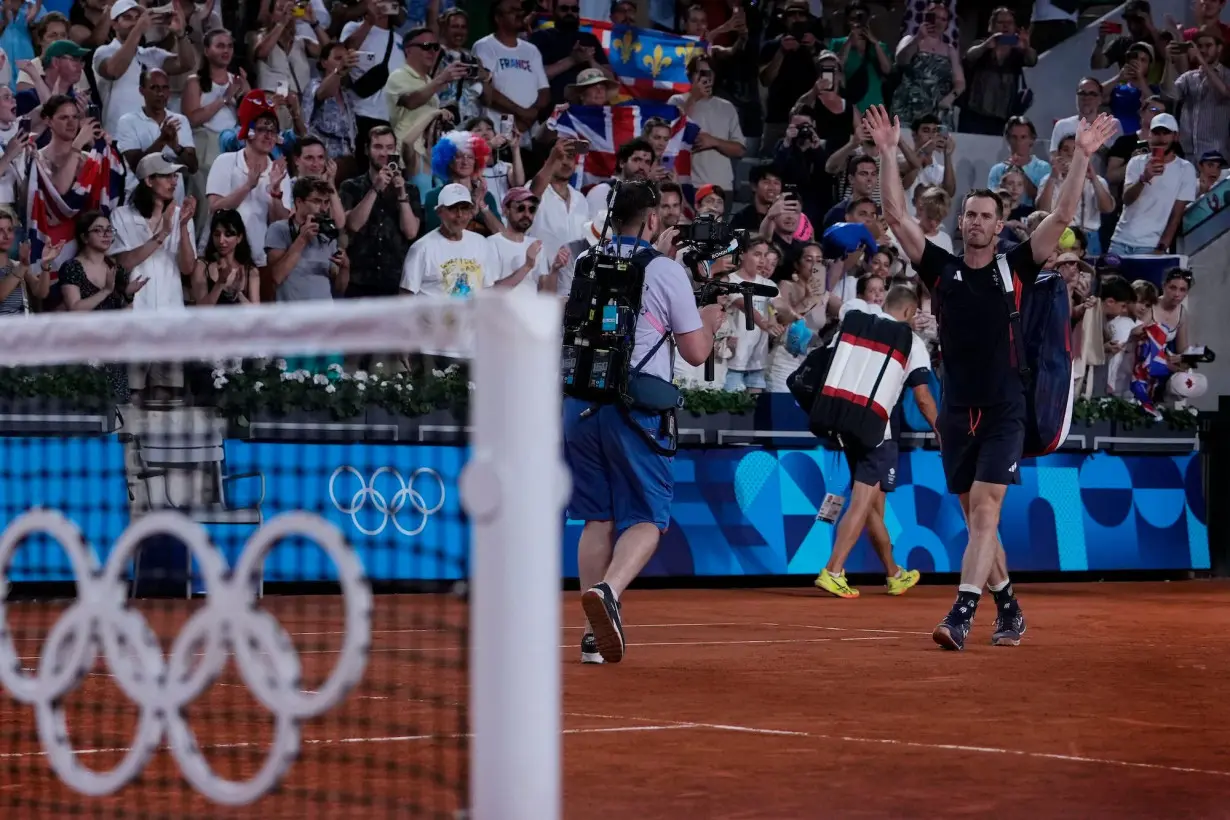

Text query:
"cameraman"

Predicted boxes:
[[266, 176, 351, 301], [564, 180, 725, 665], [773, 110, 833, 228]]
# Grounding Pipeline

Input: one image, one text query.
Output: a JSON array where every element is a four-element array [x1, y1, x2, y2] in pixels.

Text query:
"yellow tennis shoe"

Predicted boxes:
[[886, 569, 921, 596], [815, 569, 859, 599]]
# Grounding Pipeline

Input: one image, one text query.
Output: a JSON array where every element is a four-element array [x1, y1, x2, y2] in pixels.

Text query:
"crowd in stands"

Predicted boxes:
[[0, 0, 1219, 414]]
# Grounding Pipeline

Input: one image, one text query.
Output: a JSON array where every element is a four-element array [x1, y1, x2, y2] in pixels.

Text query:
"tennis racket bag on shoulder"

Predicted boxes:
[[993, 257, 1075, 458], [789, 309, 914, 450]]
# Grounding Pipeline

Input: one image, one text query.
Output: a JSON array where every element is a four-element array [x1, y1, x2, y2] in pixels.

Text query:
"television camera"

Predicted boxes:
[[677, 215, 778, 381]]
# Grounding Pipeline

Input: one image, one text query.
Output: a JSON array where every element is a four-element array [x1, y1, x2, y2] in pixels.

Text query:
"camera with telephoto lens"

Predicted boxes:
[[679, 213, 737, 248], [313, 214, 340, 243]]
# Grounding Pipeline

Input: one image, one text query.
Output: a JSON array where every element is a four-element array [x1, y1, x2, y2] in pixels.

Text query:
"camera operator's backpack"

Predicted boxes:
[[561, 243, 659, 405], [992, 256, 1074, 458]]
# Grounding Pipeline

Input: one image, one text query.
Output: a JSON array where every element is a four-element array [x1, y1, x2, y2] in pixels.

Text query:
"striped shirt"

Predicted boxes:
[[1174, 64, 1230, 159], [0, 266, 25, 316]]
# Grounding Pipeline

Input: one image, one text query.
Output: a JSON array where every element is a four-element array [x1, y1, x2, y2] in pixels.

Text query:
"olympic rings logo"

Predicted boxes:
[[0, 509, 372, 807], [328, 466, 446, 537]]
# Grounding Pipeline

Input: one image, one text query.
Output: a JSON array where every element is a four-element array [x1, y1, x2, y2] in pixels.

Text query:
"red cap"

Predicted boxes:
[[237, 90, 279, 141]]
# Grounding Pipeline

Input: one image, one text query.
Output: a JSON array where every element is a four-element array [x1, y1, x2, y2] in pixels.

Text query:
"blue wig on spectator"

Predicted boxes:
[[431, 131, 490, 183]]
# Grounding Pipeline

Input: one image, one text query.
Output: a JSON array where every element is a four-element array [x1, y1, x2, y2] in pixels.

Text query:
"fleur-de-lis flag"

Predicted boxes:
[[535, 17, 703, 101]]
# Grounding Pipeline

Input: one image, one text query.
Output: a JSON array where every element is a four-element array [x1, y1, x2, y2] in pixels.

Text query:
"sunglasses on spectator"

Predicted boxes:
[[512, 203, 538, 213], [410, 41, 442, 51]]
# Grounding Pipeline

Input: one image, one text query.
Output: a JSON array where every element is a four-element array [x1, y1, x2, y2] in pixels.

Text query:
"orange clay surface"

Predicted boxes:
[[2, 582, 1229, 818]]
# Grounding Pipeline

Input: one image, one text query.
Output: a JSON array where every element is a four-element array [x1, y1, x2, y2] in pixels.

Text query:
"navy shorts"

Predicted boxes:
[[937, 401, 1025, 495], [844, 439, 899, 493], [562, 397, 674, 532]]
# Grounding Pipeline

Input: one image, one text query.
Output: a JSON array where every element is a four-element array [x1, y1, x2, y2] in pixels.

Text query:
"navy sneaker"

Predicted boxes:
[[932, 611, 972, 651], [581, 632, 604, 664], [991, 600, 1027, 647], [581, 582, 625, 663]]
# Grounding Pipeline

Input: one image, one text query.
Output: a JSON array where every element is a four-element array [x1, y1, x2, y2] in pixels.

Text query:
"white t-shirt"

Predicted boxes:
[[116, 109, 195, 204], [110, 204, 194, 312], [1106, 314, 1140, 396], [726, 272, 776, 372], [585, 181, 615, 216], [472, 35, 548, 121], [205, 149, 277, 265], [401, 228, 499, 297], [1037, 172, 1109, 232], [528, 182, 589, 265], [486, 232, 547, 293], [1111, 155, 1198, 248], [341, 22, 406, 121], [93, 38, 174, 136], [666, 93, 743, 190], [902, 156, 945, 217]]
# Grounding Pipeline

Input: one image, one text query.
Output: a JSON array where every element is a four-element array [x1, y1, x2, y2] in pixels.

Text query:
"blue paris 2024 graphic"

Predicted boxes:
[[0, 438, 1206, 583]]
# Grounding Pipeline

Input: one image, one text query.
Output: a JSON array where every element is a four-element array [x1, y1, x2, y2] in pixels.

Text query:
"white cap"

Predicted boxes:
[[111, 0, 140, 19], [135, 153, 185, 180], [1150, 113, 1179, 133], [437, 183, 473, 208]]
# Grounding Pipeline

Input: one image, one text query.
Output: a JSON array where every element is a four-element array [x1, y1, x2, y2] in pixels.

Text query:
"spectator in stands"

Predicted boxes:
[[1102, 274, 1140, 395], [1169, 26, 1230, 160], [695, 183, 726, 217], [529, 0, 614, 106], [960, 7, 1037, 136], [117, 69, 196, 205], [1038, 135, 1116, 255], [340, 126, 422, 298], [1105, 94, 1169, 198], [467, 116, 525, 218], [823, 114, 881, 205], [1052, 77, 1123, 154], [669, 54, 744, 194], [69, 0, 114, 49], [759, 192, 811, 279], [341, 0, 404, 171], [791, 50, 856, 153], [829, 2, 893, 113], [1197, 149, 1229, 195], [1109, 113, 1196, 254], [682, 3, 748, 62], [909, 184, 954, 255], [986, 118, 1049, 209], [758, 0, 819, 152], [205, 96, 290, 276], [300, 42, 358, 164], [285, 137, 345, 226], [765, 243, 828, 394], [994, 168, 1033, 250], [94, 2, 196, 137], [191, 208, 261, 305], [251, 0, 320, 111], [267, 175, 349, 301], [822, 154, 878, 230], [1153, 267, 1192, 357], [1103, 43, 1160, 136], [730, 164, 781, 231], [488, 186, 569, 293], [435, 9, 486, 125], [1092, 0, 1167, 83], [891, 0, 963, 130], [610, 0, 636, 27], [658, 181, 684, 230], [585, 138, 653, 215], [1182, 0, 1230, 67], [772, 109, 831, 228], [387, 27, 468, 188], [474, 0, 550, 146], [900, 115, 955, 214], [528, 136, 589, 268], [401, 182, 499, 301], [724, 237, 779, 393], [182, 31, 246, 229], [18, 15, 74, 93], [638, 117, 676, 184], [0, 210, 56, 314]]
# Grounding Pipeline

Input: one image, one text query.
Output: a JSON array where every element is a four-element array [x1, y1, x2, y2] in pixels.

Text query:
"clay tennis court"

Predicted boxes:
[[3, 581, 1229, 818]]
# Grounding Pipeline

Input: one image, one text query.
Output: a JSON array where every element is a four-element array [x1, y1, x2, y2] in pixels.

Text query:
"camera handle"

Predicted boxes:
[[697, 279, 765, 382]]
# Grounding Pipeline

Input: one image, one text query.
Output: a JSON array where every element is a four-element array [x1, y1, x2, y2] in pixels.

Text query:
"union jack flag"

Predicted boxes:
[[548, 103, 700, 194], [24, 137, 127, 278], [1130, 322, 1173, 418], [535, 18, 706, 102]]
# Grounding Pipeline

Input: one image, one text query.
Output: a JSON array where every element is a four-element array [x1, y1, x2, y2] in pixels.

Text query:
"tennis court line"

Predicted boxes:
[[0, 723, 697, 760], [566, 711, 1230, 779]]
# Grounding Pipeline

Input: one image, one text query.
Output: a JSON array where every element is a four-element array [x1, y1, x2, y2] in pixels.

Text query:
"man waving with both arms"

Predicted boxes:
[[863, 103, 1119, 651]]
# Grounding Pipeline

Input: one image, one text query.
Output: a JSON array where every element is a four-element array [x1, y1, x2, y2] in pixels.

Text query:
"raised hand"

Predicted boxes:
[[525, 239, 542, 267], [551, 245, 570, 272], [862, 104, 900, 152], [180, 195, 197, 226], [41, 240, 65, 265], [126, 275, 150, 297], [1075, 112, 1119, 155]]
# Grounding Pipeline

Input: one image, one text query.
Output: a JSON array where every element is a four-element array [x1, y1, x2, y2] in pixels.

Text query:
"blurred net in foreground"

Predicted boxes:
[[0, 296, 563, 819]]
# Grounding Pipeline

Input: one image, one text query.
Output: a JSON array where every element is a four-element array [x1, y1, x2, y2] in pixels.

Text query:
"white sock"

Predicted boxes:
[[989, 578, 1010, 593], [958, 583, 982, 596]]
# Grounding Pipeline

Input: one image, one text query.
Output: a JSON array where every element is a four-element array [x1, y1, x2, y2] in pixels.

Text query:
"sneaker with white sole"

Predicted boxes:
[[580, 582, 625, 663], [581, 632, 604, 664]]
